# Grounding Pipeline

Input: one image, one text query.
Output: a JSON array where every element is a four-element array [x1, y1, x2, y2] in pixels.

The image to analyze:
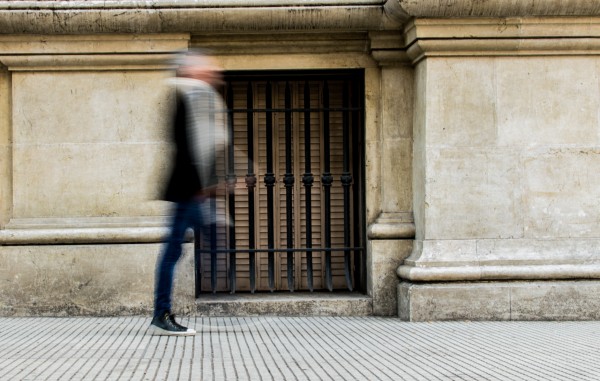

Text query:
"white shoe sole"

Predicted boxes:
[[149, 324, 196, 336]]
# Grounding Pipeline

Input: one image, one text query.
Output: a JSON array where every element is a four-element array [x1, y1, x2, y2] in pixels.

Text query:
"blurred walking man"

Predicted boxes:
[[151, 50, 227, 336]]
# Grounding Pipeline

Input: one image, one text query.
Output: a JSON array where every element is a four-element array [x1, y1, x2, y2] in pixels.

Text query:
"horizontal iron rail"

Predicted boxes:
[[195, 247, 364, 254], [226, 107, 362, 113]]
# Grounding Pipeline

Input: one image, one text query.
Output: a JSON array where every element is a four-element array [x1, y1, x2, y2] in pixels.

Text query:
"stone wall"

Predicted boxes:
[[0, 12, 414, 315], [2, 1, 600, 319]]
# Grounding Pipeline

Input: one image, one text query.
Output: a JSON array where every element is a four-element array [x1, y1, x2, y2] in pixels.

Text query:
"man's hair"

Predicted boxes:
[[172, 48, 212, 72]]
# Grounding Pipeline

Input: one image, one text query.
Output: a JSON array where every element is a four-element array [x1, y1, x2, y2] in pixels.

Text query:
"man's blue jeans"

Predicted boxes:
[[154, 199, 211, 318]]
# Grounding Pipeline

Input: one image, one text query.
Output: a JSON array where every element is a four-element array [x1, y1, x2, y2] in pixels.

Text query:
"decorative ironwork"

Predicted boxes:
[[196, 71, 365, 294]]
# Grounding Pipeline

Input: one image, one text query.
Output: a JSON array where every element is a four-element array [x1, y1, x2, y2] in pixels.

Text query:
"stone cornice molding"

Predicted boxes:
[[0, 0, 384, 9], [0, 54, 177, 71], [0, 34, 188, 70], [386, 0, 600, 21], [398, 264, 600, 282], [405, 18, 600, 64], [0, 2, 402, 34]]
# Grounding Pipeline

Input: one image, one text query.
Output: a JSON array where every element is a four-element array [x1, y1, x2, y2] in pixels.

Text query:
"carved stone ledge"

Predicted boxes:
[[0, 54, 179, 71], [387, 0, 600, 20], [367, 212, 415, 240], [0, 6, 401, 34], [0, 227, 169, 245], [0, 216, 172, 244], [398, 263, 600, 282], [404, 18, 600, 63], [0, 34, 188, 70]]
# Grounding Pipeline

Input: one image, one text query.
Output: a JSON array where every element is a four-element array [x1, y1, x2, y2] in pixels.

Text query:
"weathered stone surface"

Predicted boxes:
[[391, 0, 600, 18], [400, 281, 600, 321], [368, 239, 412, 315], [496, 58, 599, 147], [196, 292, 372, 317], [0, 68, 9, 229], [11, 70, 172, 219], [523, 148, 600, 239], [0, 5, 401, 34], [0, 244, 195, 316], [399, 282, 511, 321]]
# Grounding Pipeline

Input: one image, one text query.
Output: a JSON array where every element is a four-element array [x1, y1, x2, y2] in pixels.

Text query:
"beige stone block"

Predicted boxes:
[[0, 243, 195, 316], [12, 142, 169, 218], [219, 53, 377, 71], [412, 62, 427, 240], [0, 34, 189, 55], [364, 67, 381, 144], [510, 281, 600, 320], [0, 144, 11, 227], [426, 58, 497, 147], [522, 148, 600, 238], [364, 67, 381, 226], [404, 239, 478, 266], [398, 282, 511, 321], [364, 140, 381, 226], [399, 281, 600, 321], [368, 239, 412, 316], [381, 137, 412, 213], [0, 69, 10, 228], [496, 57, 600, 146], [378, 67, 413, 216], [381, 66, 413, 140], [0, 68, 9, 145], [12, 71, 172, 144], [425, 148, 523, 239], [476, 238, 600, 265]]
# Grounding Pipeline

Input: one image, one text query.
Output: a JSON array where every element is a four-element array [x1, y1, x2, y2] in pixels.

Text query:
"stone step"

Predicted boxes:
[[196, 292, 372, 316]]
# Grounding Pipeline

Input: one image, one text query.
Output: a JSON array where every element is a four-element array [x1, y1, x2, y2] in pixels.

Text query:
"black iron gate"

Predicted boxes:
[[195, 70, 365, 294]]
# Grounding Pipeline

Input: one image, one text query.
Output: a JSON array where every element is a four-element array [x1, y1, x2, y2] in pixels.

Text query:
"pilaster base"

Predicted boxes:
[[399, 280, 600, 321]]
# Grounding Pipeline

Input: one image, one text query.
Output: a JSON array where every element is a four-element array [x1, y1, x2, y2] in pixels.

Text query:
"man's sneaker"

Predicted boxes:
[[150, 312, 196, 336]]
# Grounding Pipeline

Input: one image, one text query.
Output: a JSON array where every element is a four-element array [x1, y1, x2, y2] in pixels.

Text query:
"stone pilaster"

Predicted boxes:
[[367, 32, 415, 315], [398, 17, 600, 320]]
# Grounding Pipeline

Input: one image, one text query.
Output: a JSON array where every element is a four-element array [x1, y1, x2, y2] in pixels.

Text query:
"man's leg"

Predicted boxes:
[[154, 201, 197, 317], [151, 201, 199, 335]]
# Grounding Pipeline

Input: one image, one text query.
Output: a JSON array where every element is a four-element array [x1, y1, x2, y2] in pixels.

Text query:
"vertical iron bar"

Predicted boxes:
[[341, 80, 353, 291], [209, 92, 217, 293], [284, 82, 295, 291], [194, 228, 202, 297], [246, 82, 257, 293], [302, 81, 314, 292], [321, 81, 333, 292], [265, 81, 276, 291], [226, 82, 237, 293], [351, 75, 363, 291]]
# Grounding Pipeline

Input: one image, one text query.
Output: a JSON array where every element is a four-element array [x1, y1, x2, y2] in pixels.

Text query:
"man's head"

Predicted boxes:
[[175, 50, 223, 87]]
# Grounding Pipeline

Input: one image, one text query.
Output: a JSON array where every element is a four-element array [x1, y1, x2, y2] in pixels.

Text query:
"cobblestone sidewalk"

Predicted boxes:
[[1, 316, 600, 380]]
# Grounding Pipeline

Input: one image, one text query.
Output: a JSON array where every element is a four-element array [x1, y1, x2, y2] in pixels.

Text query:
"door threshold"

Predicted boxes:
[[195, 291, 372, 316]]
